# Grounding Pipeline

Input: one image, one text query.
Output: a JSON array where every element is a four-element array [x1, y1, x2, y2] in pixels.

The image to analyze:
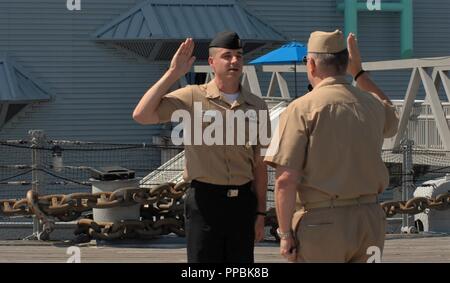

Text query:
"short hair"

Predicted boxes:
[[310, 49, 349, 75], [209, 47, 219, 57]]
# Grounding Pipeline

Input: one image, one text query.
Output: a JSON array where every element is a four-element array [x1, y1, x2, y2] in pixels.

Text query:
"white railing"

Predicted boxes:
[[260, 56, 450, 150]]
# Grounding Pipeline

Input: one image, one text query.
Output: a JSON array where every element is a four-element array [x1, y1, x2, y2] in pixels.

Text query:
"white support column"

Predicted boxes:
[[439, 70, 450, 102], [391, 68, 421, 149], [418, 67, 450, 150], [241, 72, 250, 93], [266, 72, 277, 97], [242, 65, 262, 97], [423, 68, 442, 104], [276, 72, 291, 98]]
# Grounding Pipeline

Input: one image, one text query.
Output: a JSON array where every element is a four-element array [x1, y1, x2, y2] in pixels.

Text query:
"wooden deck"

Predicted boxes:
[[0, 234, 449, 263]]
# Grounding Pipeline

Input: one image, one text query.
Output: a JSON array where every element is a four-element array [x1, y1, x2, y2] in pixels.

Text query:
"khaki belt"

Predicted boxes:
[[303, 195, 379, 210]]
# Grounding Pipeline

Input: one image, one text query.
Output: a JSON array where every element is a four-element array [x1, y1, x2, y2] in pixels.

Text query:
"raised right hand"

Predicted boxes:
[[346, 33, 363, 78], [168, 38, 196, 79]]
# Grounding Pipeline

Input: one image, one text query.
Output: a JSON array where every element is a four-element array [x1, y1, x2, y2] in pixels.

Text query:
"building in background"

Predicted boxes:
[[0, 0, 449, 158]]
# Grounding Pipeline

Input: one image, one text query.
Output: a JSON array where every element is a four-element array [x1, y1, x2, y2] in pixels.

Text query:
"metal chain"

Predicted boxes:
[[74, 218, 185, 242], [1, 181, 189, 241], [380, 193, 450, 217], [0, 182, 189, 220], [3, 183, 448, 241], [263, 193, 450, 240]]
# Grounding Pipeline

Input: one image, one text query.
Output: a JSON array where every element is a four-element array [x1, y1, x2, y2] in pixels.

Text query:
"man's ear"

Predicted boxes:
[[208, 56, 216, 74], [308, 57, 316, 74]]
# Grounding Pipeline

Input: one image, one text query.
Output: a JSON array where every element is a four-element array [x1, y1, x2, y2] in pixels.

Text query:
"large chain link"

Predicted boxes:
[[0, 182, 189, 240], [74, 218, 185, 242], [0, 182, 189, 221], [2, 187, 449, 241], [380, 193, 450, 217], [263, 193, 450, 240]]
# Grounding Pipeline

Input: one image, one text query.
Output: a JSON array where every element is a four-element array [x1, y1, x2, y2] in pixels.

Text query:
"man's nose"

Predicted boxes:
[[231, 56, 239, 64]]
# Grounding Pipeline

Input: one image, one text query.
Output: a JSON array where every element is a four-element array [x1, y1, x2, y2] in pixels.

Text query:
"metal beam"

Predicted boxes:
[[400, 0, 413, 58], [338, 0, 413, 58], [262, 65, 307, 73], [266, 73, 277, 97], [193, 65, 211, 73], [276, 72, 291, 98], [243, 65, 262, 97], [262, 59, 450, 73], [337, 2, 405, 11], [418, 67, 450, 150], [439, 71, 450, 102], [194, 57, 450, 74], [344, 0, 358, 36], [392, 68, 421, 149], [241, 72, 250, 95], [264, 71, 292, 98], [363, 57, 450, 71], [423, 68, 442, 104], [261, 58, 450, 72]]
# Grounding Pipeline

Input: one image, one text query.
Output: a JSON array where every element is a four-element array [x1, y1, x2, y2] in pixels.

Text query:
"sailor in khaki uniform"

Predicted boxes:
[[133, 31, 270, 263], [264, 30, 399, 262]]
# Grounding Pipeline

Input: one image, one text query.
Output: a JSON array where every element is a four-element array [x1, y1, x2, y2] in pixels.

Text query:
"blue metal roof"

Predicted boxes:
[[93, 0, 286, 41], [92, 0, 286, 60], [0, 56, 52, 103]]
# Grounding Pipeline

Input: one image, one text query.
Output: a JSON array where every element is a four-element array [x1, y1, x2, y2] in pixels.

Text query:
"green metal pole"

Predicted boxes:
[[401, 0, 413, 58], [344, 0, 358, 36], [338, 0, 414, 58], [337, 2, 404, 11]]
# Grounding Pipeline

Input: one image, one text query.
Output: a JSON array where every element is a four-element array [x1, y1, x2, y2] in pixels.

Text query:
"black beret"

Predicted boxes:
[[209, 31, 242, 49]]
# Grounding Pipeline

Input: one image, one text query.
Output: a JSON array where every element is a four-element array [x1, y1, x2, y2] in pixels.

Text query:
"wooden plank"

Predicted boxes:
[[0, 236, 448, 262]]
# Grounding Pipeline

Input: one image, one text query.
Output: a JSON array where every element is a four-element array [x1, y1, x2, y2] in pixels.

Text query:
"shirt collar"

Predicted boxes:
[[205, 80, 257, 107], [313, 76, 350, 91]]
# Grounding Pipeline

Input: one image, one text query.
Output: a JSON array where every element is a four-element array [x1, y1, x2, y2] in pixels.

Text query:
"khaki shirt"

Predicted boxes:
[[157, 80, 271, 185], [264, 76, 399, 203]]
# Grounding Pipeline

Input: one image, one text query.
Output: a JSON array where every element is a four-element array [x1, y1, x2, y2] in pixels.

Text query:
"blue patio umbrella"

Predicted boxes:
[[249, 42, 307, 97]]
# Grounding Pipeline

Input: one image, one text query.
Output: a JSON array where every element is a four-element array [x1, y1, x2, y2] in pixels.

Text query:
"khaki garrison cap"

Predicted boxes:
[[308, 29, 346, 53]]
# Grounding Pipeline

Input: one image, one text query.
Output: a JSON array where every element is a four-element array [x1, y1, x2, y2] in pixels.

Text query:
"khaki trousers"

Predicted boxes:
[[292, 203, 386, 263]]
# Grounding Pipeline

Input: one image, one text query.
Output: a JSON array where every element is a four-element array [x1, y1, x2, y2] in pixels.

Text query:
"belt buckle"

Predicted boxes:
[[227, 189, 239, 198]]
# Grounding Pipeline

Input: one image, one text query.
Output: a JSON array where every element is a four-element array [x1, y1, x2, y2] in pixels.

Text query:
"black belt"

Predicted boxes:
[[191, 180, 252, 198]]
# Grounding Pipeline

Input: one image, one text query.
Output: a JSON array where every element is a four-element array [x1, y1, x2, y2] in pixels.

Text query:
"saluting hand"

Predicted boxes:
[[169, 38, 196, 79], [346, 33, 363, 78]]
